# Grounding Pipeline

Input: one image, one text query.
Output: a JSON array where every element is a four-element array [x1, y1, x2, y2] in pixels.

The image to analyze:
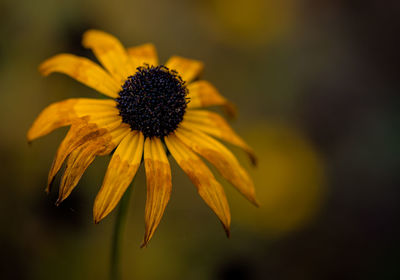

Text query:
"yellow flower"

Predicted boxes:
[[28, 30, 257, 246]]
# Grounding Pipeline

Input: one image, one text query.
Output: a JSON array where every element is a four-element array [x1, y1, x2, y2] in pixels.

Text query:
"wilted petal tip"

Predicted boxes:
[[44, 184, 51, 194], [223, 224, 231, 238], [224, 101, 237, 119], [55, 198, 62, 207], [249, 153, 258, 167]]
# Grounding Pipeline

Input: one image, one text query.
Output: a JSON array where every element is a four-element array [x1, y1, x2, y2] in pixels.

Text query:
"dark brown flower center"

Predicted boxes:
[[116, 65, 188, 138]]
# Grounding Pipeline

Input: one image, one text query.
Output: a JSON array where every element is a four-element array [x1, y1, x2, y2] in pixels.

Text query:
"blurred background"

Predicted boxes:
[[1, 0, 399, 279]]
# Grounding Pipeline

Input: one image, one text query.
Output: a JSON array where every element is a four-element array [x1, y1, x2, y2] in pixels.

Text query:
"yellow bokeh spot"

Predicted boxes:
[[229, 122, 326, 237], [204, 0, 296, 47]]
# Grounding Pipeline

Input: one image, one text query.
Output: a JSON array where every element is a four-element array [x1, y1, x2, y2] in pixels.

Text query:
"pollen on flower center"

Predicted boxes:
[[116, 65, 188, 138]]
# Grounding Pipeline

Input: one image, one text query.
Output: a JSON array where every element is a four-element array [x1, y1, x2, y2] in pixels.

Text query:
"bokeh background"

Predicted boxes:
[[1, 0, 399, 279]]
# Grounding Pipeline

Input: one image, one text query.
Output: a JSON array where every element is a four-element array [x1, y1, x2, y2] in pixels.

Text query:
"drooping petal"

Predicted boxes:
[[175, 127, 259, 206], [165, 134, 231, 235], [142, 137, 172, 247], [46, 113, 127, 192], [165, 56, 204, 84], [187, 80, 236, 117], [82, 29, 134, 83], [46, 120, 103, 192], [93, 131, 144, 223], [27, 98, 119, 142], [182, 110, 257, 165], [57, 126, 130, 205], [127, 43, 158, 68]]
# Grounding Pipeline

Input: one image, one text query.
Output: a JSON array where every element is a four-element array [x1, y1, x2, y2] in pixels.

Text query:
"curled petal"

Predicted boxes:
[[47, 120, 104, 192], [165, 56, 204, 84], [182, 110, 257, 165], [142, 138, 172, 247], [187, 81, 236, 117], [165, 134, 231, 236], [39, 54, 121, 98], [57, 126, 130, 205], [175, 127, 259, 206], [93, 131, 144, 223], [46, 113, 126, 192], [127, 43, 158, 68], [82, 29, 134, 83]]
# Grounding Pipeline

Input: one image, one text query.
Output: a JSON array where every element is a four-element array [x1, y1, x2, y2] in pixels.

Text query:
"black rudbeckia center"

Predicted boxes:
[[116, 65, 188, 138]]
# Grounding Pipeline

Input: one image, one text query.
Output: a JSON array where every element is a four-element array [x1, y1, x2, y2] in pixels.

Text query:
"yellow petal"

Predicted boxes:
[[82, 29, 134, 84], [142, 137, 172, 247], [27, 99, 78, 142], [57, 126, 130, 205], [175, 127, 259, 206], [165, 134, 231, 236], [165, 55, 204, 84], [127, 43, 158, 68], [187, 80, 236, 117], [182, 110, 257, 165], [93, 131, 144, 223], [27, 98, 119, 142], [39, 54, 121, 98]]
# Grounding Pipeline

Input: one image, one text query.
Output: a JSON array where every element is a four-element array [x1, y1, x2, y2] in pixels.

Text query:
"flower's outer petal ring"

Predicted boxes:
[[182, 110, 257, 165], [165, 134, 231, 236], [27, 98, 119, 142], [93, 131, 144, 223], [142, 137, 172, 247], [187, 81, 236, 117], [82, 29, 134, 84], [165, 56, 204, 84], [175, 127, 259, 207], [57, 126, 130, 205], [39, 54, 121, 98], [127, 43, 158, 69]]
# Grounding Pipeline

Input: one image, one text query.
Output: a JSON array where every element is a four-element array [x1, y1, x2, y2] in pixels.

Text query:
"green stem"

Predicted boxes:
[[110, 185, 132, 280]]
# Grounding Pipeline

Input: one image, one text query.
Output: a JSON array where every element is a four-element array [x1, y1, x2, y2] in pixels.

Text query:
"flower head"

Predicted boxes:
[[28, 30, 258, 246]]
